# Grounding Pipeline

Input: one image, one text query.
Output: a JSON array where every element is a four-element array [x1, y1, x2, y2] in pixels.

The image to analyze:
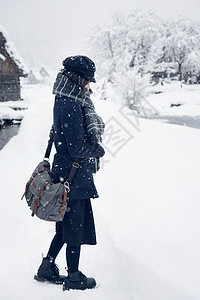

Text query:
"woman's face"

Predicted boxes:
[[85, 82, 91, 90]]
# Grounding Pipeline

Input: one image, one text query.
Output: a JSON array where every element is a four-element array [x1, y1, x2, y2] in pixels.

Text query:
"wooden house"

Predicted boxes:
[[27, 66, 54, 85], [0, 27, 28, 102], [27, 69, 43, 85], [40, 66, 52, 78]]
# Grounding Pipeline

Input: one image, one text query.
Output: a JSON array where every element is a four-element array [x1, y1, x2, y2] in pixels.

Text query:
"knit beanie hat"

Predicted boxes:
[[62, 55, 96, 83]]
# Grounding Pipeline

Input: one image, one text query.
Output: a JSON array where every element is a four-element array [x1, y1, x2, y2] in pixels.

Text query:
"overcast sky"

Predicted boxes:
[[0, 0, 199, 70]]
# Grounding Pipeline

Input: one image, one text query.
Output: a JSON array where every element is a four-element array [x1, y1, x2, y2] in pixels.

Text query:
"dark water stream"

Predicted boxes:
[[148, 115, 200, 130], [0, 125, 20, 150]]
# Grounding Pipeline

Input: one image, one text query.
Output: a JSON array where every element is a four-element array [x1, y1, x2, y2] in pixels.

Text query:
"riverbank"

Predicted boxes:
[[0, 99, 28, 150], [148, 81, 200, 118], [0, 99, 28, 126], [0, 124, 20, 150]]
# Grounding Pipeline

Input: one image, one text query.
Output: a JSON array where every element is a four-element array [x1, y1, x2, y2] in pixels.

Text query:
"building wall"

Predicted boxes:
[[0, 53, 21, 101], [0, 74, 20, 101], [0, 58, 19, 74]]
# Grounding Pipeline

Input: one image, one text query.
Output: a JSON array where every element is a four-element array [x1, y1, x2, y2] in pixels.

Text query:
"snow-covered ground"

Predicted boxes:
[[1, 82, 200, 300], [0, 100, 28, 124], [149, 81, 200, 117]]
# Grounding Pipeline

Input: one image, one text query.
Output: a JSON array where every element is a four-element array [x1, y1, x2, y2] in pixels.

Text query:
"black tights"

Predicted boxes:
[[47, 231, 81, 273]]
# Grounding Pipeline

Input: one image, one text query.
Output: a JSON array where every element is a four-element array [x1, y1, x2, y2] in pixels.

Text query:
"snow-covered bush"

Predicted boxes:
[[119, 71, 150, 115], [95, 71, 151, 116]]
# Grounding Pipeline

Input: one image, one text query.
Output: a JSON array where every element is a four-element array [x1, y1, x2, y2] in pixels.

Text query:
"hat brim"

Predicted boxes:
[[84, 76, 96, 83]]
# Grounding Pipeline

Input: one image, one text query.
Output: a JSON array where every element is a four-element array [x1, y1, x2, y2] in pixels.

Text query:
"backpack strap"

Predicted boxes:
[[44, 126, 54, 160]]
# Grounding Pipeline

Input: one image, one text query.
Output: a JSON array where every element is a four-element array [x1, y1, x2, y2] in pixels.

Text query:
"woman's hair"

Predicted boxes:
[[62, 69, 92, 99]]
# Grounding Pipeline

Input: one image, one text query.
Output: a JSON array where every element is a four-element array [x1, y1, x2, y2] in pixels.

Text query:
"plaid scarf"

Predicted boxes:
[[52, 72, 105, 143]]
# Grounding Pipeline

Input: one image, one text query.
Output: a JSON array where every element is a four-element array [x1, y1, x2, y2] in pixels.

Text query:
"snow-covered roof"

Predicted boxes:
[[5, 41, 29, 75], [28, 69, 44, 81], [0, 24, 29, 75], [40, 65, 55, 78], [0, 24, 9, 41]]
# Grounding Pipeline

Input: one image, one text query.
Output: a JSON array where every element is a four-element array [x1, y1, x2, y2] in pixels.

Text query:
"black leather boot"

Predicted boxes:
[[63, 270, 96, 291], [34, 257, 66, 284]]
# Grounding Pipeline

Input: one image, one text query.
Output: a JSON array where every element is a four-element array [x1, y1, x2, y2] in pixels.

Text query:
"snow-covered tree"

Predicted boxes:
[[88, 11, 164, 78], [183, 51, 200, 74], [87, 25, 116, 81], [87, 11, 200, 114], [157, 17, 200, 80]]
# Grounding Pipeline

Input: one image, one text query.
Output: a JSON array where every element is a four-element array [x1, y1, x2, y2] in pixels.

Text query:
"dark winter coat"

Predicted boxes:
[[51, 87, 105, 200]]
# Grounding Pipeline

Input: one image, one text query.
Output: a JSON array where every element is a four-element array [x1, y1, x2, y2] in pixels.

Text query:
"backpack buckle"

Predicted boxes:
[[64, 181, 70, 192], [72, 162, 80, 168]]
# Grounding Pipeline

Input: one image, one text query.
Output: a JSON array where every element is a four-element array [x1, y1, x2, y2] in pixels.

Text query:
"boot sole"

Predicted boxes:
[[34, 275, 66, 285], [63, 282, 97, 291]]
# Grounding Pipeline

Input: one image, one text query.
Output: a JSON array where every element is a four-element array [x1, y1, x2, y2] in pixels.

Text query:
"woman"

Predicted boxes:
[[34, 56, 105, 291]]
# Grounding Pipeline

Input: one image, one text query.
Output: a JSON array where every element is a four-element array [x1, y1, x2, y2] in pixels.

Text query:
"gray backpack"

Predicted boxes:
[[21, 128, 80, 222]]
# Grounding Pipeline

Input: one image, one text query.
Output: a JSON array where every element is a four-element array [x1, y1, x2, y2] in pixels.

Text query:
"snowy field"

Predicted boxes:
[[1, 82, 200, 300], [149, 81, 200, 117]]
